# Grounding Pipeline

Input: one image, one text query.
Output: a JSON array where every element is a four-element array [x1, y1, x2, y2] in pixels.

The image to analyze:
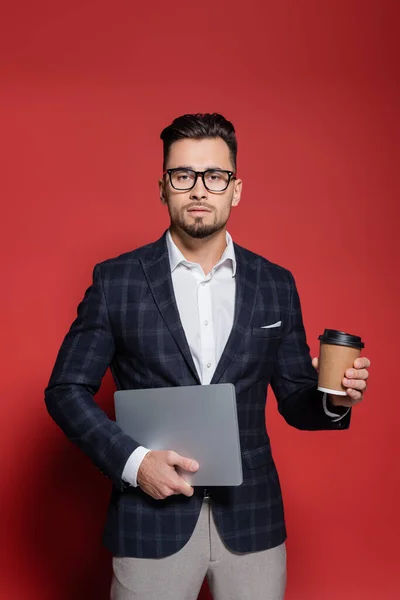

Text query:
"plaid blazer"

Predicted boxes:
[[45, 231, 350, 558]]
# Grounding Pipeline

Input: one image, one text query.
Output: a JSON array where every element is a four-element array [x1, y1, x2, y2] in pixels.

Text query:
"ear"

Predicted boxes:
[[159, 178, 167, 204], [231, 178, 242, 207]]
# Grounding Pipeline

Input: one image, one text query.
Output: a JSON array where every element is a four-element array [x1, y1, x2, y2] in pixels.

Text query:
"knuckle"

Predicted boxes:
[[166, 450, 175, 463], [161, 486, 172, 498]]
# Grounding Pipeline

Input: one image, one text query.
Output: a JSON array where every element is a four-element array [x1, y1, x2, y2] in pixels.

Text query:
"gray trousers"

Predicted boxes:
[[111, 499, 287, 600]]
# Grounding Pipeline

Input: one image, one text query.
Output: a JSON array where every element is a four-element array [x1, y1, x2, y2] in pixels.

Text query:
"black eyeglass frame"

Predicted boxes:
[[163, 168, 236, 192]]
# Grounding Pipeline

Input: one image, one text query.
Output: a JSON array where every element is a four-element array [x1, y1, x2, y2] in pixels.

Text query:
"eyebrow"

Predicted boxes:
[[169, 165, 229, 171]]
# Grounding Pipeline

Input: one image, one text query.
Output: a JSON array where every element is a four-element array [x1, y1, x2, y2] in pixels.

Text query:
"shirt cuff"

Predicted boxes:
[[322, 392, 351, 422], [121, 446, 151, 487]]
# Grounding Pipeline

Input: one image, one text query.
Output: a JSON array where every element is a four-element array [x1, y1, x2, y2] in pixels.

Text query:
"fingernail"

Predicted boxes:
[[191, 461, 199, 471], [347, 370, 354, 378]]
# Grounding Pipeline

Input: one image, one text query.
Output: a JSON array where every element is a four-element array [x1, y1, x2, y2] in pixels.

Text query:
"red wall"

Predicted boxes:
[[1, 1, 398, 598]]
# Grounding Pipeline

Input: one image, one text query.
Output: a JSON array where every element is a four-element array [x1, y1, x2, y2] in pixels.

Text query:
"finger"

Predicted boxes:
[[343, 378, 367, 391], [146, 483, 175, 501], [167, 451, 199, 472], [335, 396, 358, 407], [346, 388, 363, 401], [176, 478, 195, 497], [354, 357, 371, 369], [154, 472, 193, 499], [335, 388, 363, 406], [345, 368, 369, 380], [312, 357, 319, 370]]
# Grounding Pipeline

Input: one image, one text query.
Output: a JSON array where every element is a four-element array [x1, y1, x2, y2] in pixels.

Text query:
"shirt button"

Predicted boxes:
[[201, 282, 206, 286], [204, 320, 209, 326], [207, 362, 212, 368]]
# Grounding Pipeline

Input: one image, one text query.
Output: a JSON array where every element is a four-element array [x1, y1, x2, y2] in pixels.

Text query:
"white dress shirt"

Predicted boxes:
[[121, 230, 348, 486]]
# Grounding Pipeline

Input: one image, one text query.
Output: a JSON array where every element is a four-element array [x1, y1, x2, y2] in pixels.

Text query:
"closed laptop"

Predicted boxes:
[[114, 383, 243, 486]]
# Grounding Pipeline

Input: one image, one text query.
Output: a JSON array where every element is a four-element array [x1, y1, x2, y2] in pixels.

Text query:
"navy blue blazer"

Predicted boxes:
[[45, 231, 350, 558]]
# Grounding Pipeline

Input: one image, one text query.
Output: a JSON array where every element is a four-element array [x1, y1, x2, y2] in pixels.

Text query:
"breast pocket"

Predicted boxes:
[[251, 325, 282, 339], [237, 325, 282, 368]]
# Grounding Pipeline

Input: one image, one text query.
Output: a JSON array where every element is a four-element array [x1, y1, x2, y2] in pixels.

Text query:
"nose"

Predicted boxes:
[[189, 174, 208, 201]]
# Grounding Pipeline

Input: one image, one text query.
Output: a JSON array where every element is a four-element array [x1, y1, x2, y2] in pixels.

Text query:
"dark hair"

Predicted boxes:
[[160, 113, 237, 171]]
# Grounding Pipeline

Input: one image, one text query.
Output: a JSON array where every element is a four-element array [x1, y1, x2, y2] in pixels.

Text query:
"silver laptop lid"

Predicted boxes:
[[114, 383, 243, 487]]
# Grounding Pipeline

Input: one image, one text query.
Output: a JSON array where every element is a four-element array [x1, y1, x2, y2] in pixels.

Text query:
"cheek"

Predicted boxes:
[[218, 198, 234, 217], [165, 197, 187, 216]]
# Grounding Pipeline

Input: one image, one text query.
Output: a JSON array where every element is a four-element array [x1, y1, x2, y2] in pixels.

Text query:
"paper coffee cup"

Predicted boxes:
[[317, 329, 364, 396]]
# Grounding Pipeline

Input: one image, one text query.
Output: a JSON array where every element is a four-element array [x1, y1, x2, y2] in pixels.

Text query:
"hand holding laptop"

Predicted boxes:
[[115, 384, 242, 490], [137, 450, 199, 499]]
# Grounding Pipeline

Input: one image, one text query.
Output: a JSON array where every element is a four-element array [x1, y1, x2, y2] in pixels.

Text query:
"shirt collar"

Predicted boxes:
[[166, 229, 237, 277]]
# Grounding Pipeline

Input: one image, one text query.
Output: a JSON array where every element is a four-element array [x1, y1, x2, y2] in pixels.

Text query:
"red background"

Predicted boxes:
[[1, 1, 399, 598]]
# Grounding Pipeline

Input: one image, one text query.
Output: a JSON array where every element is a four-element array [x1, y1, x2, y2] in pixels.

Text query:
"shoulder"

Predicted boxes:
[[233, 242, 295, 285], [94, 236, 164, 276]]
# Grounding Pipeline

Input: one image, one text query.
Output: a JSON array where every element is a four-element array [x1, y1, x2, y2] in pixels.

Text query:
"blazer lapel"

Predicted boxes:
[[210, 244, 260, 384], [140, 232, 201, 384]]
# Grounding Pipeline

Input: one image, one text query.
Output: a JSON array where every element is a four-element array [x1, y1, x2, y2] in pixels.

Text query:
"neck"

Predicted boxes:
[[169, 225, 228, 275]]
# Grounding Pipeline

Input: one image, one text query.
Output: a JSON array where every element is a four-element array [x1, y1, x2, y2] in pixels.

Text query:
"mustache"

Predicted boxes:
[[185, 203, 213, 211]]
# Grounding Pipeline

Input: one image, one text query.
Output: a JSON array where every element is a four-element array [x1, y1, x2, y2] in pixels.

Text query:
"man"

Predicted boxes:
[[45, 113, 370, 600]]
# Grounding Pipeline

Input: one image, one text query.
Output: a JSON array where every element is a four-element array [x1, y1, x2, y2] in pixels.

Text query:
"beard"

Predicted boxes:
[[178, 218, 226, 239], [170, 206, 230, 239]]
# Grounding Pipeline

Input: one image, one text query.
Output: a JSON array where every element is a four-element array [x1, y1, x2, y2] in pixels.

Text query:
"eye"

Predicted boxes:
[[205, 170, 228, 183], [174, 170, 195, 182]]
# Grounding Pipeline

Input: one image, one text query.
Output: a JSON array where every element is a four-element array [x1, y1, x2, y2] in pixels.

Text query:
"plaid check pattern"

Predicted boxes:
[[45, 231, 350, 558]]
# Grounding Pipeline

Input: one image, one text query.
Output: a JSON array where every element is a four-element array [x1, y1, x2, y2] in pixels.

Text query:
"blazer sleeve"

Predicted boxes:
[[270, 271, 351, 431], [44, 264, 139, 489]]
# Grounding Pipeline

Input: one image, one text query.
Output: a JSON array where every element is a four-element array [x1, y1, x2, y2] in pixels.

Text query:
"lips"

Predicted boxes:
[[187, 207, 211, 213]]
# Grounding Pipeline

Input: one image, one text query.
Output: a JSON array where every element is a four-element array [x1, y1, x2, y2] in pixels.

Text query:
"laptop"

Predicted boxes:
[[114, 383, 243, 486]]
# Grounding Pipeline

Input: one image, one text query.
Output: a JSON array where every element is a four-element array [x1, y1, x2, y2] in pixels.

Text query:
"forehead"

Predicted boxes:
[[166, 137, 233, 169]]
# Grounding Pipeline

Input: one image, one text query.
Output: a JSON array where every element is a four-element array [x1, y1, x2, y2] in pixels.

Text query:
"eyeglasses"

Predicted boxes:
[[164, 168, 236, 192]]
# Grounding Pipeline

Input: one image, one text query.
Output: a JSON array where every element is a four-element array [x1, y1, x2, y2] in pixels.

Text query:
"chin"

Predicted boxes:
[[181, 222, 225, 239]]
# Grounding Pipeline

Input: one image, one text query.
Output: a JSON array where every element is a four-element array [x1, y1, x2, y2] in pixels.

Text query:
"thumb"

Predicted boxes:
[[173, 453, 199, 472], [312, 357, 319, 371]]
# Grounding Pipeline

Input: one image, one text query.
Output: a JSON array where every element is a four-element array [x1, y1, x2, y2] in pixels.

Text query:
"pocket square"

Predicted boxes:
[[260, 321, 282, 329]]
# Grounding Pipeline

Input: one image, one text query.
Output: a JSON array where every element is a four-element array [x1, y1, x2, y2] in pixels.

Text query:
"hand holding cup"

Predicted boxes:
[[312, 329, 370, 407]]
